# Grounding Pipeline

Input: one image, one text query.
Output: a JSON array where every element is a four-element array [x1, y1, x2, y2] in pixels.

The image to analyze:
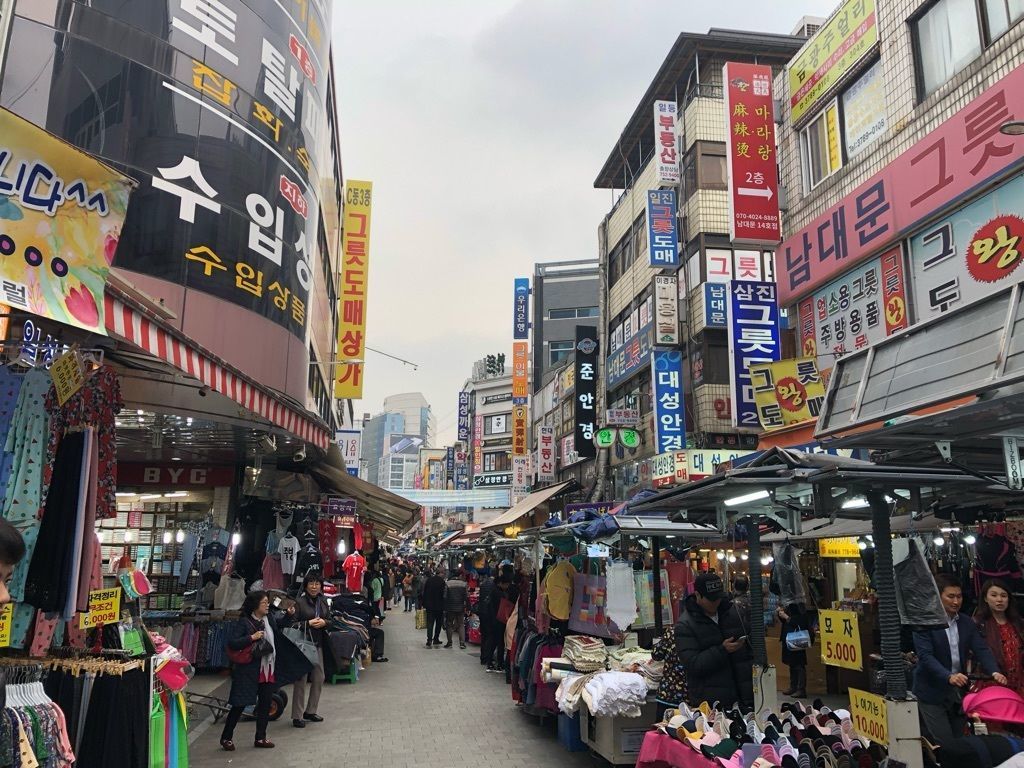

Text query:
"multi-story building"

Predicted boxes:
[[531, 260, 600, 393], [774, 0, 1024, 445], [359, 392, 434, 488], [592, 28, 807, 498], [462, 369, 518, 526]]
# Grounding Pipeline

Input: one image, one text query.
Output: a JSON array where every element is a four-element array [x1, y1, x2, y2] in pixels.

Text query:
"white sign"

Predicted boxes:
[[1005, 437, 1023, 490], [537, 427, 555, 482], [842, 59, 887, 160], [654, 275, 680, 345], [512, 455, 531, 503], [605, 408, 640, 426], [335, 429, 362, 471], [653, 100, 679, 184]]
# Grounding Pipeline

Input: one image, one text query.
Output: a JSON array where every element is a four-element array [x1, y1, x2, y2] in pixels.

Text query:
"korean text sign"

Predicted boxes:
[[0, 108, 134, 334], [473, 414, 484, 475], [779, 63, 1024, 305], [537, 426, 555, 482], [606, 322, 654, 389], [653, 100, 679, 185], [723, 63, 780, 246], [513, 277, 529, 339], [335, 180, 373, 399], [749, 357, 826, 431], [646, 190, 680, 267], [652, 349, 686, 453], [81, 587, 122, 629], [512, 341, 529, 404], [849, 688, 888, 746], [788, 0, 879, 124], [820, 609, 863, 671], [728, 281, 781, 428], [704, 283, 728, 328], [654, 275, 679, 345], [457, 391, 471, 442], [512, 404, 529, 457], [573, 326, 598, 460], [797, 247, 907, 371]]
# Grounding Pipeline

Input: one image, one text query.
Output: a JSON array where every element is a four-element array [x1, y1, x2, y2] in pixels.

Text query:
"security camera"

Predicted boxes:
[[198, 386, 208, 397], [258, 434, 277, 454], [293, 447, 307, 463]]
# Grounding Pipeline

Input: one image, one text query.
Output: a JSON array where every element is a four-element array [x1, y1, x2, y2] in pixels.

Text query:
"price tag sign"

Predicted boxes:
[[50, 349, 84, 406], [820, 609, 863, 670], [0, 604, 13, 647], [80, 587, 121, 629], [849, 688, 888, 746]]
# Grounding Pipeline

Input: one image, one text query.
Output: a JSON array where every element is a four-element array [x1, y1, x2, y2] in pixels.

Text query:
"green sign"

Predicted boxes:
[[618, 428, 640, 449], [594, 428, 616, 449]]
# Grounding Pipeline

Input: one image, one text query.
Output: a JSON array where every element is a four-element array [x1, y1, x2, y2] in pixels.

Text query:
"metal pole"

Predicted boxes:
[[868, 491, 906, 699], [748, 519, 767, 667], [652, 536, 664, 635]]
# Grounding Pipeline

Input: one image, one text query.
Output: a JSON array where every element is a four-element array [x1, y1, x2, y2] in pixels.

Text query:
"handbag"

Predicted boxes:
[[284, 626, 319, 667], [496, 597, 515, 624], [227, 644, 253, 665], [415, 608, 427, 630], [785, 629, 811, 650]]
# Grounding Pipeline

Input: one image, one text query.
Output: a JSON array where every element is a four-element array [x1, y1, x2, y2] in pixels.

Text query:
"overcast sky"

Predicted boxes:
[[331, 0, 836, 445]]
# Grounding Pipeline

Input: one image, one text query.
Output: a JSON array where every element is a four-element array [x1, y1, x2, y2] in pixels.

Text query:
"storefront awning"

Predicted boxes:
[[762, 512, 942, 542], [309, 444, 419, 531], [433, 530, 464, 549], [480, 480, 576, 532], [105, 289, 330, 449]]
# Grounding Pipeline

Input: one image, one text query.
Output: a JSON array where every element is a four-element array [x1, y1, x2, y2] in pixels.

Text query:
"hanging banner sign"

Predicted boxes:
[[820, 609, 863, 670], [473, 414, 484, 475], [512, 455, 531, 502], [704, 283, 728, 328], [653, 100, 679, 185], [81, 587, 122, 629], [607, 322, 654, 389], [573, 326, 599, 459], [512, 341, 529, 404], [652, 349, 686, 453], [513, 277, 530, 340], [457, 391, 471, 442], [654, 275, 680, 345], [819, 537, 862, 558], [537, 426, 555, 482], [750, 357, 826, 430], [50, 349, 85, 407], [728, 281, 781, 428], [0, 108, 135, 334], [646, 190, 680, 268], [850, 688, 889, 746], [335, 180, 373, 399], [723, 63, 781, 247], [0, 604, 12, 647], [1005, 437, 1024, 490]]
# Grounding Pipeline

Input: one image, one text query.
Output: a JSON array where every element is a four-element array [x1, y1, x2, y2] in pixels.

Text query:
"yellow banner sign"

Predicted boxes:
[[788, 0, 879, 123], [849, 688, 888, 746], [80, 587, 122, 629], [819, 609, 863, 670], [819, 536, 861, 558], [0, 604, 12, 647], [750, 357, 827, 430], [50, 349, 84, 406], [512, 404, 529, 457], [335, 180, 373, 399], [0, 108, 135, 333]]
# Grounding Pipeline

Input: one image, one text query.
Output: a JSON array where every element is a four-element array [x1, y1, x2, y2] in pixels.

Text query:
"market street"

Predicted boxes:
[[188, 608, 596, 768]]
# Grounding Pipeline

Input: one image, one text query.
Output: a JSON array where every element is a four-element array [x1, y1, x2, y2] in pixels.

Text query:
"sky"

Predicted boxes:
[[331, 0, 836, 445]]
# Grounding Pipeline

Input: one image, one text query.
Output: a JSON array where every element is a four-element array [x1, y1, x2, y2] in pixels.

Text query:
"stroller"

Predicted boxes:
[[963, 683, 1024, 731]]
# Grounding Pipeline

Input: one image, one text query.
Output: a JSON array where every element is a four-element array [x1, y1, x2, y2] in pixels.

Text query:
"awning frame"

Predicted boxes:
[[480, 480, 577, 531]]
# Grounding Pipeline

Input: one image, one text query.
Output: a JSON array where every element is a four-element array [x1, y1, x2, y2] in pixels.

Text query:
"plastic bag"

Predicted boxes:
[[894, 538, 947, 627], [771, 543, 809, 606]]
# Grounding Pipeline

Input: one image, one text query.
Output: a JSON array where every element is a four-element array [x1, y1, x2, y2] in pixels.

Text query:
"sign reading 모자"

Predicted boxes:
[[335, 180, 373, 399], [0, 108, 134, 334], [723, 63, 781, 247], [819, 608, 863, 671]]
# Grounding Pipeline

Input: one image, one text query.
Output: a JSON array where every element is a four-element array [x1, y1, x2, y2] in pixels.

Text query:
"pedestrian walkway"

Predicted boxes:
[[188, 607, 597, 767]]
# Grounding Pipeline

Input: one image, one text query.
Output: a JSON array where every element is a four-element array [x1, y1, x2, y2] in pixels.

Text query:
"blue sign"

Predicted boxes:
[[513, 277, 530, 339], [728, 281, 781, 428], [652, 349, 686, 452], [606, 322, 654, 389], [704, 283, 728, 328], [647, 190, 679, 268], [457, 391, 471, 442], [446, 446, 455, 486], [346, 468, 358, 477], [455, 462, 469, 490]]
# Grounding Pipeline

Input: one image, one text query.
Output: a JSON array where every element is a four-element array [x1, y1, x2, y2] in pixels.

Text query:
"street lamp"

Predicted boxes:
[[1000, 121, 1024, 136]]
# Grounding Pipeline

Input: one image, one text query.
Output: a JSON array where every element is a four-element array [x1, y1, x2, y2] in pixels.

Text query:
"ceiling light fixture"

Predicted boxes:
[[723, 490, 770, 506], [138, 494, 161, 501]]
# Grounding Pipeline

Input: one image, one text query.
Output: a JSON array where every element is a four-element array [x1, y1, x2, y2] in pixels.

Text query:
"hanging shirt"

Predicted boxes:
[[343, 552, 366, 593], [294, 545, 323, 582], [543, 560, 577, 620], [278, 534, 300, 575]]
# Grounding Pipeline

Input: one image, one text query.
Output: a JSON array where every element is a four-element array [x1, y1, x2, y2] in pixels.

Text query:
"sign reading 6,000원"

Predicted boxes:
[[0, 0, 334, 336]]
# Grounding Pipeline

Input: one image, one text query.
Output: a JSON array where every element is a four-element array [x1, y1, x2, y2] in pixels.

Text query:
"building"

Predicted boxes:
[[531, 260, 600, 393], [359, 392, 435, 488], [591, 28, 807, 498], [462, 367, 519, 526], [773, 0, 1024, 446]]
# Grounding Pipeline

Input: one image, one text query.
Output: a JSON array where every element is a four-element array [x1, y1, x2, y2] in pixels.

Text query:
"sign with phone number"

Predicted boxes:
[[819, 609, 863, 670], [849, 688, 888, 746]]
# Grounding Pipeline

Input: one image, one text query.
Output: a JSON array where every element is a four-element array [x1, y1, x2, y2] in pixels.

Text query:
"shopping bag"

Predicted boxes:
[[283, 626, 319, 667], [785, 629, 811, 650], [415, 608, 427, 630]]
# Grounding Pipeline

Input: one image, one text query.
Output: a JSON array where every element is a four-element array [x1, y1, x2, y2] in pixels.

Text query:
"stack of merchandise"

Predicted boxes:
[[556, 670, 649, 717], [563, 634, 607, 672], [608, 647, 662, 691], [540, 656, 577, 684]]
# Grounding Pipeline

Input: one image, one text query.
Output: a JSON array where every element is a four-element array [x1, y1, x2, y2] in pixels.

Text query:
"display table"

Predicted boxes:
[[579, 699, 660, 765], [636, 732, 718, 768]]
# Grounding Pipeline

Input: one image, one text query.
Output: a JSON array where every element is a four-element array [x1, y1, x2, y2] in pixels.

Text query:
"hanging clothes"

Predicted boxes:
[[0, 365, 25, 496], [318, 520, 337, 578], [606, 561, 638, 630]]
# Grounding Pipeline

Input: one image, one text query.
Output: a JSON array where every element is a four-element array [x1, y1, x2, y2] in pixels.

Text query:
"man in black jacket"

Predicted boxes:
[[676, 572, 753, 709], [421, 568, 447, 647]]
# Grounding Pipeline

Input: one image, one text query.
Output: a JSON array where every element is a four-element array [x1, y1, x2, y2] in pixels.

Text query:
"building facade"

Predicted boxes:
[[359, 392, 434, 487], [531, 260, 600, 393]]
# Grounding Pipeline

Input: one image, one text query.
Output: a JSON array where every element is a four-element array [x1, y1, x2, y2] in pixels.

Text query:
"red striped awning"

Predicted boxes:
[[104, 292, 330, 450]]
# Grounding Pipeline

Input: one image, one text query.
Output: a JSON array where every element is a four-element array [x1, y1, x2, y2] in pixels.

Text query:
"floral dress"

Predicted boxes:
[[652, 627, 688, 706], [998, 621, 1024, 695]]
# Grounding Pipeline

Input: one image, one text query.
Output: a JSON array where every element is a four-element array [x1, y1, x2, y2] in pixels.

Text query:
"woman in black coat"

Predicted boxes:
[[778, 602, 814, 698], [220, 590, 313, 751]]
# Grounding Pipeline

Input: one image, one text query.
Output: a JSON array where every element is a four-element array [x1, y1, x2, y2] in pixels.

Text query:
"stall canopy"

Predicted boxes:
[[433, 530, 463, 549], [761, 512, 941, 542], [309, 444, 420, 531], [480, 480, 577, 531]]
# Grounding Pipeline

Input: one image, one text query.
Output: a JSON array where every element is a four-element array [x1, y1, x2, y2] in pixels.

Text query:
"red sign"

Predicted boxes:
[[723, 62, 781, 247], [289, 34, 316, 84], [279, 176, 308, 219], [779, 63, 1024, 306], [118, 464, 235, 488]]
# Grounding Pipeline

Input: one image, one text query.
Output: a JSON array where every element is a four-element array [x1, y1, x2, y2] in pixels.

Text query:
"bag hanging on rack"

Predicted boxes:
[[283, 626, 318, 667]]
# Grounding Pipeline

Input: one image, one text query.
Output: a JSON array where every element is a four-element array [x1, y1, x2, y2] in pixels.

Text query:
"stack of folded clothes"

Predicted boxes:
[[540, 656, 577, 683], [563, 635, 607, 672], [581, 671, 649, 718]]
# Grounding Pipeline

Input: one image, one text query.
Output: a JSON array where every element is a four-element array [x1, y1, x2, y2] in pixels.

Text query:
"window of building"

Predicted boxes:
[[681, 142, 728, 200], [549, 340, 574, 365], [983, 0, 1024, 38], [483, 451, 511, 473], [800, 102, 842, 191], [548, 307, 598, 319], [484, 413, 509, 435], [914, 0, 982, 97]]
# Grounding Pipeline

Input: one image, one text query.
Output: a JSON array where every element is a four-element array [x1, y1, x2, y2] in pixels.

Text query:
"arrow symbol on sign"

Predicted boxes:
[[737, 187, 773, 199]]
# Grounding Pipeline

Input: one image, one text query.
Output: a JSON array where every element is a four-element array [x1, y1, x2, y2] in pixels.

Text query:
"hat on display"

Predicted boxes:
[[695, 572, 726, 601]]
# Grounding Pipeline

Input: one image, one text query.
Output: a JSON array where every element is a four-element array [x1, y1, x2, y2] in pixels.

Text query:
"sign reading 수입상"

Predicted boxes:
[[81, 587, 121, 629], [819, 609, 863, 671], [849, 688, 888, 746]]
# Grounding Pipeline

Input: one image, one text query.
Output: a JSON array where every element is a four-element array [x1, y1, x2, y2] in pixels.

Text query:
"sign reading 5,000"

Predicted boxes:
[[819, 609, 862, 671]]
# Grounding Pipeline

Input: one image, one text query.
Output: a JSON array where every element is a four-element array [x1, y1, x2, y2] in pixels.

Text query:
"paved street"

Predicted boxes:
[[188, 609, 597, 768]]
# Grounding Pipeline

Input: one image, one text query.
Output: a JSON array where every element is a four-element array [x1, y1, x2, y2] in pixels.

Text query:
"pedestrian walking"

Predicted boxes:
[[402, 571, 415, 611], [444, 571, 469, 649], [290, 573, 329, 729], [422, 567, 447, 647]]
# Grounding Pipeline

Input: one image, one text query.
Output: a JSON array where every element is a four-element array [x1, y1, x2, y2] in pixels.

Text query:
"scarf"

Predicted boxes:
[[258, 615, 276, 679]]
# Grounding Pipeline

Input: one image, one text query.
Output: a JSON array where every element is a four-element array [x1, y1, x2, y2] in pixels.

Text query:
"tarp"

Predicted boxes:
[[480, 481, 576, 531]]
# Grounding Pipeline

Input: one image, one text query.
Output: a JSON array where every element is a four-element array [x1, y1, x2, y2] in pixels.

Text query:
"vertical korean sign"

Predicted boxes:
[[512, 342, 529, 404], [653, 275, 679, 345], [728, 281, 781, 428], [473, 414, 484, 476], [647, 190, 680, 268], [457, 391, 471, 442], [513, 277, 529, 339], [335, 180, 372, 399], [723, 63, 781, 246], [0, 108, 134, 333], [537, 426, 555, 483], [651, 349, 686, 453], [574, 326, 598, 460], [653, 100, 679, 185], [512, 404, 529, 456]]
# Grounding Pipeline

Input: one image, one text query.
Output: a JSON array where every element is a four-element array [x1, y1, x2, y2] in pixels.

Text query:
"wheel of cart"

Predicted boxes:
[[185, 689, 288, 723]]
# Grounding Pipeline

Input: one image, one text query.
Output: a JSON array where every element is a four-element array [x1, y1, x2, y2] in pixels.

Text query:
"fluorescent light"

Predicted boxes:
[[842, 497, 869, 509], [741, 554, 749, 561], [115, 492, 135, 497], [138, 494, 161, 500], [723, 490, 769, 506], [171, 457, 181, 461], [760, 556, 770, 566], [337, 540, 346, 555], [231, 532, 241, 547], [164, 491, 187, 497]]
